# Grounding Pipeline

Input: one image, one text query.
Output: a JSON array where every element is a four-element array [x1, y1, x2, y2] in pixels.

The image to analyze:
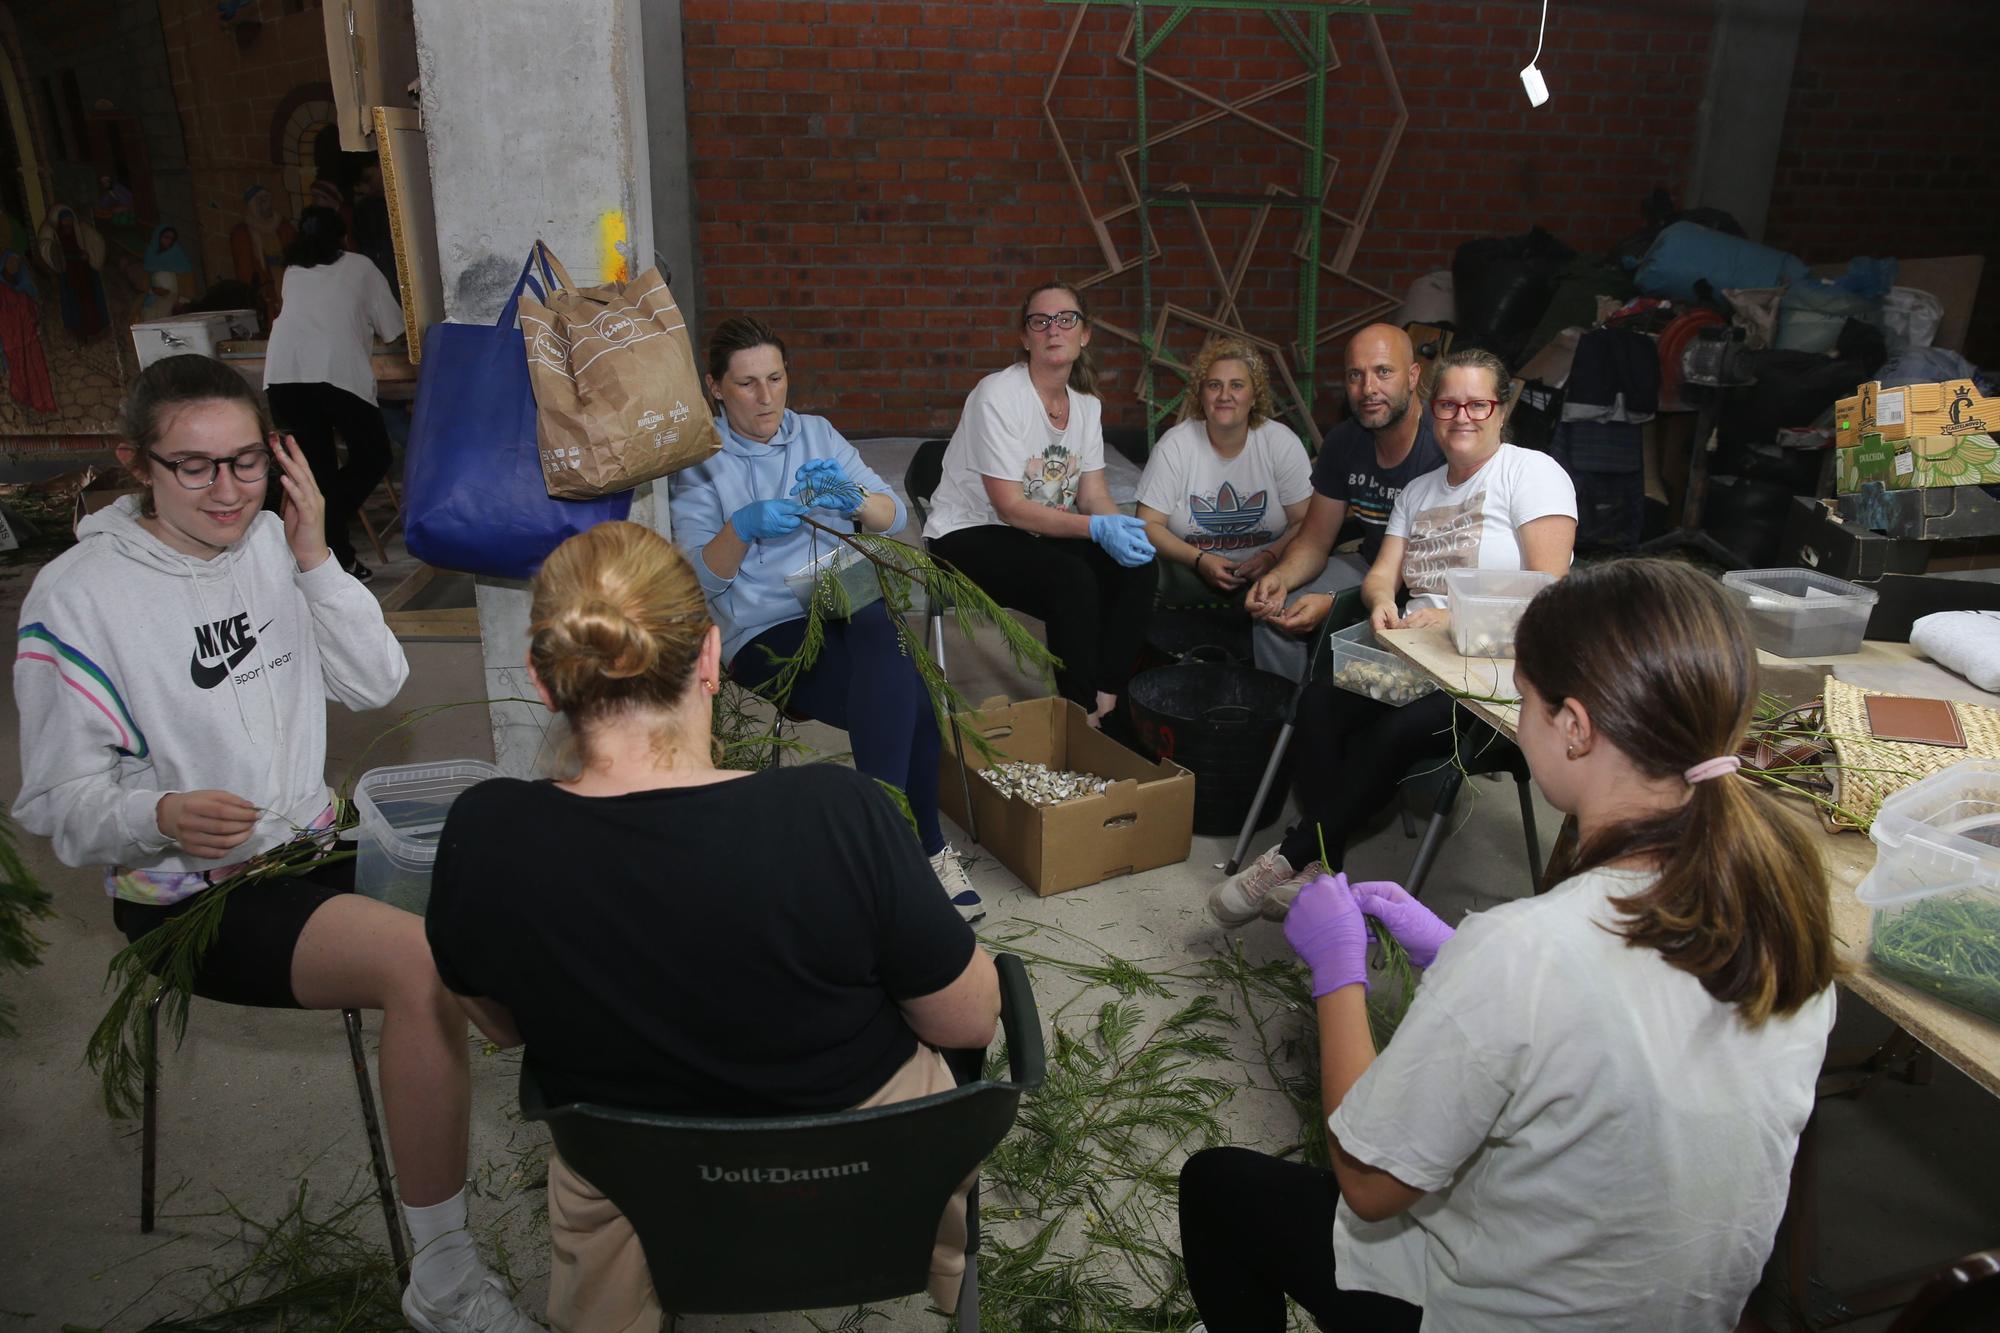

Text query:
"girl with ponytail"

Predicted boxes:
[[1178, 558, 1836, 1332]]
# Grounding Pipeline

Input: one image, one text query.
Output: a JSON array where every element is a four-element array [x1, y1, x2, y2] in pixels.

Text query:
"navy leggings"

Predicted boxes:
[[730, 601, 945, 855]]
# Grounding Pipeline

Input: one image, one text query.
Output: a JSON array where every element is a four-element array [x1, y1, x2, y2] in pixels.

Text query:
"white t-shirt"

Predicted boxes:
[[923, 362, 1105, 540], [1384, 443, 1576, 610], [262, 250, 405, 405], [1329, 867, 1835, 1331], [1134, 418, 1313, 560]]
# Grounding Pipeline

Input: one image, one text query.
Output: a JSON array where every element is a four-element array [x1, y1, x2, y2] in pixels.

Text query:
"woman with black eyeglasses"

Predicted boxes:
[[12, 355, 537, 1331], [1210, 348, 1577, 927], [924, 280, 1159, 732]]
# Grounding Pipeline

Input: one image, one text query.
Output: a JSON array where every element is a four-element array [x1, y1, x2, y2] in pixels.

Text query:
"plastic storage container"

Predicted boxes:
[[1720, 567, 1878, 658], [130, 310, 259, 370], [353, 761, 502, 914], [1855, 759, 2000, 1024], [784, 541, 882, 618], [1445, 568, 1555, 658], [1326, 621, 1437, 706]]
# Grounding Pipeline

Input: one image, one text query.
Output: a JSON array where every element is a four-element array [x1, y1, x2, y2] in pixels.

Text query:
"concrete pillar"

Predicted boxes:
[[1684, 0, 1808, 242], [411, 0, 660, 774], [640, 0, 704, 331]]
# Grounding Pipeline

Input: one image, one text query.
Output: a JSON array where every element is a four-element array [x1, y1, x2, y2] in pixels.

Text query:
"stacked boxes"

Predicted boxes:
[[1836, 379, 2000, 493]]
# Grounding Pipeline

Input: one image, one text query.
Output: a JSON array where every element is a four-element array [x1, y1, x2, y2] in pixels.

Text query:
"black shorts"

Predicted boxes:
[[111, 858, 356, 1010]]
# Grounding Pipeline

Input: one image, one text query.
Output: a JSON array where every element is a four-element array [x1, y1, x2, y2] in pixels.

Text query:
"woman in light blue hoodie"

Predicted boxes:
[[669, 317, 982, 922]]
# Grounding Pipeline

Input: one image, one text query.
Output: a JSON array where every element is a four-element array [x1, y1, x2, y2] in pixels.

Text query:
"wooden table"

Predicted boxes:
[[1377, 625, 2000, 1325]]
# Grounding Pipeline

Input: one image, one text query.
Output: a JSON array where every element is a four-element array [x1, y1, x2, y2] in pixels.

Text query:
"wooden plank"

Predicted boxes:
[[385, 605, 479, 642], [375, 106, 444, 362], [378, 562, 440, 614]]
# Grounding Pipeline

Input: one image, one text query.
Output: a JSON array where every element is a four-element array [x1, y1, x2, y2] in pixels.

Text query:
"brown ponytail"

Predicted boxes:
[[1014, 280, 1099, 396], [1513, 559, 1838, 1025], [529, 522, 713, 760]]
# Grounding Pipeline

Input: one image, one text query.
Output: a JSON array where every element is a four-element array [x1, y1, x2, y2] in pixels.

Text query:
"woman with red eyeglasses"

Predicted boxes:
[[1210, 347, 1577, 926]]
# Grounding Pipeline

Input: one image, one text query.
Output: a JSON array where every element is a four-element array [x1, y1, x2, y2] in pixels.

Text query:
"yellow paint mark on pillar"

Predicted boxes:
[[600, 210, 630, 284]]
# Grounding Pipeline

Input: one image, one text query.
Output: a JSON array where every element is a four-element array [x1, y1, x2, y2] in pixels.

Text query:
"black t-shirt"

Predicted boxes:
[[425, 764, 976, 1115], [1309, 414, 1445, 563]]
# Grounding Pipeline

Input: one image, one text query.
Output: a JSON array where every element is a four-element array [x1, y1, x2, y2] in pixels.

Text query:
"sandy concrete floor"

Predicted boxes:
[[1, 494, 1995, 1330]]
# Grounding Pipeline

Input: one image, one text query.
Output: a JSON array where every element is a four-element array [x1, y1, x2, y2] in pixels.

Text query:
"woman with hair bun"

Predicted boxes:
[[424, 521, 1001, 1333], [1178, 558, 1837, 1333], [262, 203, 405, 582], [670, 315, 984, 922]]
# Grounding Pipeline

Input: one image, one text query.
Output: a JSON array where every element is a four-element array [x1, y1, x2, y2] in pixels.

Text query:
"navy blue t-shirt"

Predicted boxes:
[[1309, 414, 1444, 563], [426, 764, 975, 1115]]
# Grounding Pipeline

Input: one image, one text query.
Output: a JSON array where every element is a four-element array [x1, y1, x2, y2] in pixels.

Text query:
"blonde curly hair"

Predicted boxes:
[[1179, 336, 1277, 428]]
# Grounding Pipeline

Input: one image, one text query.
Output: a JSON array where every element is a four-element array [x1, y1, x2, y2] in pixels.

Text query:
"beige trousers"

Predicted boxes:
[[545, 1044, 972, 1332]]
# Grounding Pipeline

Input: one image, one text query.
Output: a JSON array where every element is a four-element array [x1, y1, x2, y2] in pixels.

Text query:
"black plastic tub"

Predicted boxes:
[[1127, 662, 1292, 836]]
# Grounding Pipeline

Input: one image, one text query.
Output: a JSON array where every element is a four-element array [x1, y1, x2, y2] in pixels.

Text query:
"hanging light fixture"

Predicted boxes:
[[1521, 0, 1552, 107]]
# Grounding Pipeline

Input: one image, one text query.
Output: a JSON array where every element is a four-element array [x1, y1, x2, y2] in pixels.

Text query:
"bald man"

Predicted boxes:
[[1245, 324, 1444, 678]]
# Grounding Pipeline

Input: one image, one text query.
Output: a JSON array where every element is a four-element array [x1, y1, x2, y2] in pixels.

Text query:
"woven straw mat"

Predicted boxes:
[[1823, 676, 2000, 830]]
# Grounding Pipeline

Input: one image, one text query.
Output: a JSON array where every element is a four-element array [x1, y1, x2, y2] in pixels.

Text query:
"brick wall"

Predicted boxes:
[[1764, 0, 2000, 364], [682, 0, 1714, 434]]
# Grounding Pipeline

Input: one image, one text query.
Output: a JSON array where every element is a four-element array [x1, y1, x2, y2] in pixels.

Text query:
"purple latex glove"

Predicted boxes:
[[1283, 873, 1370, 997], [1353, 880, 1455, 968]]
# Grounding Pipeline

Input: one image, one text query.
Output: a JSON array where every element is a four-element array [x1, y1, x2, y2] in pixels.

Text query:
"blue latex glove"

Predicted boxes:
[[1088, 513, 1156, 567], [1354, 880, 1455, 968], [1283, 873, 1370, 997], [730, 498, 809, 543], [790, 459, 864, 514]]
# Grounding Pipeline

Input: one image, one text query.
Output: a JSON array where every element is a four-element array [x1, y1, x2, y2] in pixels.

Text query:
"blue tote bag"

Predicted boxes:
[[403, 246, 631, 580]]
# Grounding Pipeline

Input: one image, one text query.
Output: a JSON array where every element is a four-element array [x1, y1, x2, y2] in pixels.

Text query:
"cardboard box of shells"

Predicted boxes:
[[939, 697, 1194, 896]]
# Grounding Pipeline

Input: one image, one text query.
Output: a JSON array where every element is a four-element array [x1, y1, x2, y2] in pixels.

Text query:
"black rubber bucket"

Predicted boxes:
[[1127, 662, 1292, 836], [1136, 607, 1252, 676]]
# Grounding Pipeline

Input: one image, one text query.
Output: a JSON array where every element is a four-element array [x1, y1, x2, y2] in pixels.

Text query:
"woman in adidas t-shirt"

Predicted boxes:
[[1209, 347, 1576, 925], [1135, 336, 1314, 610]]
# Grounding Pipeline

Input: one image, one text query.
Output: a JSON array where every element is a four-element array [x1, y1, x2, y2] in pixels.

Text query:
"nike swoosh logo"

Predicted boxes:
[[189, 650, 228, 689]]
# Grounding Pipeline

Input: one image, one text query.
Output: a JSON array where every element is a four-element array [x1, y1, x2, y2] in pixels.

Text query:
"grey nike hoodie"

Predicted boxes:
[[12, 495, 408, 884]]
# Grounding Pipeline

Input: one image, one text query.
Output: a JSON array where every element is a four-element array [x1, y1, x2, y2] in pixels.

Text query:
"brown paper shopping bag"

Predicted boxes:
[[517, 241, 720, 499]]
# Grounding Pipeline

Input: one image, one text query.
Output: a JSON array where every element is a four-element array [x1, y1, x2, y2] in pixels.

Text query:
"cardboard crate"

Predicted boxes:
[[1835, 395, 1862, 449], [1844, 431, 2000, 493], [1856, 379, 2000, 441], [939, 696, 1195, 897]]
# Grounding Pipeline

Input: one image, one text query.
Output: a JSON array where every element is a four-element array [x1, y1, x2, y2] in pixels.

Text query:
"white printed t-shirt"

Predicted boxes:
[[1135, 418, 1313, 561], [922, 363, 1104, 540], [1384, 442, 1575, 610], [1330, 867, 1835, 1331]]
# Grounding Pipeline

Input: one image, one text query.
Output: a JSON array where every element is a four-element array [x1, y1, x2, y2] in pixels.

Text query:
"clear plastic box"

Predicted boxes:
[[1444, 568, 1555, 658], [1720, 567, 1878, 658], [1326, 621, 1437, 705], [784, 541, 883, 618], [1855, 759, 2000, 1024], [352, 761, 502, 915]]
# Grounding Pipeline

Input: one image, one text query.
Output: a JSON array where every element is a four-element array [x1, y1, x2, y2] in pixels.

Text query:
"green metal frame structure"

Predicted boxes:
[[1045, 0, 1410, 450]]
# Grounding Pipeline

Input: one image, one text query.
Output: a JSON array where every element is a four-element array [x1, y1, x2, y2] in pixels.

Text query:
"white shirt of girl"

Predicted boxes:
[[1135, 418, 1313, 561], [923, 362, 1104, 540], [1329, 866, 1835, 1331], [1384, 442, 1576, 610]]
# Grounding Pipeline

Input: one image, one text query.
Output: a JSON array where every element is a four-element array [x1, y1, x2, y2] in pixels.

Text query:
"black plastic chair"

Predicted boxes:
[[520, 953, 1046, 1325], [904, 438, 979, 843], [141, 995, 409, 1283]]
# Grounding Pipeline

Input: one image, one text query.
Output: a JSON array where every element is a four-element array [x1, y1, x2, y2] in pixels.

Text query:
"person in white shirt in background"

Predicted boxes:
[[924, 281, 1158, 733], [1179, 557, 1838, 1333], [262, 205, 405, 583], [1134, 336, 1313, 613], [1211, 347, 1577, 923]]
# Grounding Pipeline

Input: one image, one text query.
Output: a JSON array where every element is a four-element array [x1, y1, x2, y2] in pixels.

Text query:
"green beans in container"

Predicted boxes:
[[1855, 759, 2000, 1024]]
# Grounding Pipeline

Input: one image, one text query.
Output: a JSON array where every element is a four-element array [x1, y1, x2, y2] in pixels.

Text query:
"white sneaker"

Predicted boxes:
[[931, 844, 985, 924], [1261, 860, 1325, 921], [1208, 847, 1316, 927], [403, 1270, 539, 1333]]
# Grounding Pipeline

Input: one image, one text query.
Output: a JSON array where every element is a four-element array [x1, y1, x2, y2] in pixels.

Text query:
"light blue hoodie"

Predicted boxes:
[[669, 409, 906, 664]]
